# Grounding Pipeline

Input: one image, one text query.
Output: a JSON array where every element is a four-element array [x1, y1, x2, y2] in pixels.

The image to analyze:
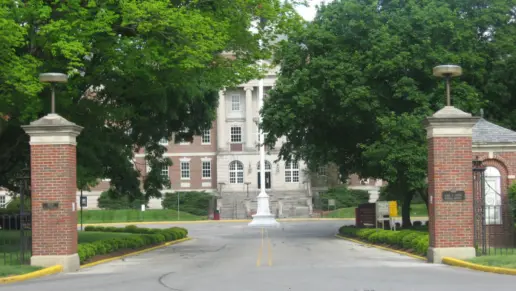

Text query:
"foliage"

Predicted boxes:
[[316, 186, 369, 210], [161, 191, 214, 216], [338, 226, 429, 256], [508, 182, 516, 221], [261, 0, 516, 226], [97, 191, 147, 210], [78, 225, 188, 263], [0, 0, 305, 201]]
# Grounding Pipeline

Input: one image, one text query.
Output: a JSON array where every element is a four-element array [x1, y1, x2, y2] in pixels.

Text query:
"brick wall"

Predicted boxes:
[[428, 137, 474, 248], [31, 144, 77, 256]]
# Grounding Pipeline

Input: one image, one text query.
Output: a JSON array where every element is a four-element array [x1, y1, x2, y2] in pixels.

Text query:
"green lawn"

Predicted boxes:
[[0, 231, 134, 277], [468, 254, 516, 269], [326, 203, 428, 218], [77, 209, 206, 224]]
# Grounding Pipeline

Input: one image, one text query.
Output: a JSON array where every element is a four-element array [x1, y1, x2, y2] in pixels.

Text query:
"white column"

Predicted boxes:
[[244, 86, 254, 150], [217, 90, 226, 150]]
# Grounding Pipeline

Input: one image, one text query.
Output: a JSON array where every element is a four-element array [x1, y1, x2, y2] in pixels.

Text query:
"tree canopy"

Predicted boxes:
[[0, 0, 305, 201], [261, 0, 516, 225]]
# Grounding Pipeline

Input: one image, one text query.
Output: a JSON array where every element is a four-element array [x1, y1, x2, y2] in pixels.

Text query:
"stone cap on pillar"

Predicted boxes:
[[423, 106, 480, 139], [21, 113, 83, 145]]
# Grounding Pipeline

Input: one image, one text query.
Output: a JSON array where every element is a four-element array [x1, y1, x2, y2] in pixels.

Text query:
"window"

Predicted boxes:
[[229, 161, 244, 184], [180, 161, 190, 180], [161, 165, 169, 178], [231, 95, 241, 111], [202, 161, 211, 179], [0, 196, 5, 208], [285, 160, 300, 183], [159, 138, 168, 145], [201, 129, 211, 144], [257, 161, 272, 171], [230, 127, 242, 143], [317, 166, 327, 176], [178, 128, 191, 145]]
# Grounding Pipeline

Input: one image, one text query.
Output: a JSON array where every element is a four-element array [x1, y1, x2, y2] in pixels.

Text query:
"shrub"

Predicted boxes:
[[161, 191, 214, 216], [97, 191, 147, 210], [317, 186, 370, 210], [339, 226, 429, 256], [78, 225, 188, 263]]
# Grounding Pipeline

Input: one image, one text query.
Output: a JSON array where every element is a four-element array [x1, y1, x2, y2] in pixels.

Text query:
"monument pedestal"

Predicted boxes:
[[424, 106, 479, 263], [22, 113, 83, 272]]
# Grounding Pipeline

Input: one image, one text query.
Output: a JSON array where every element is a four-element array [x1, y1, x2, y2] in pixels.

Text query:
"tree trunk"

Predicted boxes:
[[401, 192, 413, 228]]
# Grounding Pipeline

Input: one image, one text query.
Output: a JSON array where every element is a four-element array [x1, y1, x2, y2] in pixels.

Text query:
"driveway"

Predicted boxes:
[[4, 220, 516, 291]]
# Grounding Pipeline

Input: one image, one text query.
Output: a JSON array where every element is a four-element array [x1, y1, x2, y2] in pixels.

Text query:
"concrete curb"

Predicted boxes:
[[335, 234, 427, 261], [0, 265, 63, 285], [442, 257, 516, 276], [80, 237, 192, 269], [79, 216, 429, 227]]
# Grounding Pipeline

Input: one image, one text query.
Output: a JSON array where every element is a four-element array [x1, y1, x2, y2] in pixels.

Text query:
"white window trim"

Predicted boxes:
[[231, 94, 241, 111], [285, 160, 300, 183], [201, 129, 211, 145], [180, 159, 191, 180], [161, 165, 169, 178], [230, 126, 243, 143], [201, 160, 212, 180], [0, 195, 6, 209], [229, 161, 244, 184]]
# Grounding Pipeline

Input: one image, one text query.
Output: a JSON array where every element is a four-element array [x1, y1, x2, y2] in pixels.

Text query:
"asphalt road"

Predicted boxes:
[[5, 220, 516, 291]]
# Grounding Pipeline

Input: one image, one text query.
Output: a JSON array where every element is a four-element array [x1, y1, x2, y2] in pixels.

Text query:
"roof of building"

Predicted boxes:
[[473, 118, 516, 144]]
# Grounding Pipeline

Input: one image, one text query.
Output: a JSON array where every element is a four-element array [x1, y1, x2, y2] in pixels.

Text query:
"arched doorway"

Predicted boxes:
[[485, 166, 502, 225], [257, 161, 272, 189]]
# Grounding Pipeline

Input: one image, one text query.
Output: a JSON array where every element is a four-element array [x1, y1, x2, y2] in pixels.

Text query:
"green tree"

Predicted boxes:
[[0, 0, 305, 201], [262, 0, 516, 227]]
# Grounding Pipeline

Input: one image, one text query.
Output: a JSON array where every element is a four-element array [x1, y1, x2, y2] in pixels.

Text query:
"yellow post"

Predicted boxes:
[[389, 201, 398, 217]]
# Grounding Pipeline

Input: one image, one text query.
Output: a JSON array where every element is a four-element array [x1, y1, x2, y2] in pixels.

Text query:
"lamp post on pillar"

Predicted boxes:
[[432, 65, 463, 107], [424, 64, 479, 263], [22, 72, 83, 272], [39, 73, 68, 113]]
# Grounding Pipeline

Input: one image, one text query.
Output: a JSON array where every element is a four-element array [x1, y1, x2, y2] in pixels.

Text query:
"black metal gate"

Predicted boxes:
[[473, 158, 516, 256], [0, 167, 32, 266]]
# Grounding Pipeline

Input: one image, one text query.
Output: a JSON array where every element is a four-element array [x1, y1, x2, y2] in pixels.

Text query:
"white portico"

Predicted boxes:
[[215, 62, 310, 218]]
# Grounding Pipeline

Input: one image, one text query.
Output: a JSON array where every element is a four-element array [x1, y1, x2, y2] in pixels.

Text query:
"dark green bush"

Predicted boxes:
[[97, 191, 147, 210], [161, 191, 214, 216], [316, 186, 370, 210], [338, 226, 429, 256], [78, 225, 188, 263]]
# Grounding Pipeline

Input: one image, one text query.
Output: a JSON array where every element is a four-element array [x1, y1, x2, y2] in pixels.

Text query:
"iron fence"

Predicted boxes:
[[473, 158, 516, 256], [0, 213, 32, 265]]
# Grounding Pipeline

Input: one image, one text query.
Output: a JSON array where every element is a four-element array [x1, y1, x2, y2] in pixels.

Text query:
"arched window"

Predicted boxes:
[[485, 166, 502, 225], [285, 160, 299, 183], [257, 161, 272, 171], [229, 161, 244, 184]]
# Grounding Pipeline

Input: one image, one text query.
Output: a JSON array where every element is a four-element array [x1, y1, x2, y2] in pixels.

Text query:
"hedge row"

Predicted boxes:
[[339, 226, 429, 256], [78, 225, 188, 264]]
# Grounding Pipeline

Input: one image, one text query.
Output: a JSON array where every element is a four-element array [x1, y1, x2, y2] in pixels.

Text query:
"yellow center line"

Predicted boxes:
[[266, 229, 273, 266], [256, 228, 264, 267]]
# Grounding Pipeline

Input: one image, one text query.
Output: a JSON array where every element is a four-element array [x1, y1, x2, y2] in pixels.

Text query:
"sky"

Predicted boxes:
[[295, 0, 334, 21]]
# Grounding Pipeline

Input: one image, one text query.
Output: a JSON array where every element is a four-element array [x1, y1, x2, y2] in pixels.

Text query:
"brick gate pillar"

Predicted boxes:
[[424, 106, 479, 263], [22, 113, 83, 272]]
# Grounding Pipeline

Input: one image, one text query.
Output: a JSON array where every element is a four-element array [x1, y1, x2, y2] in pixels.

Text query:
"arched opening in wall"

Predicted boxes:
[[257, 161, 272, 189], [485, 166, 502, 225]]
